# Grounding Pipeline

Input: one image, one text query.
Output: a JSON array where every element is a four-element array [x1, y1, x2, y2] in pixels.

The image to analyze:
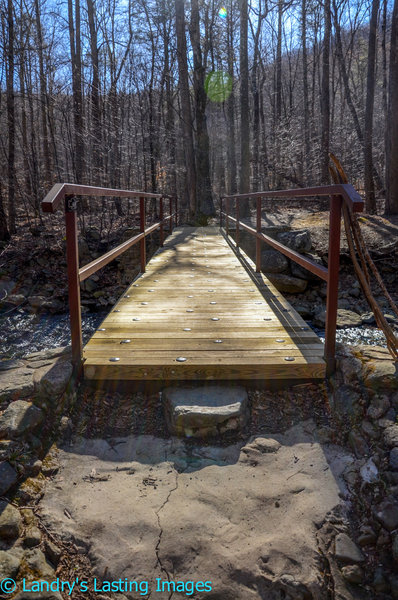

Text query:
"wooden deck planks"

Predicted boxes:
[[83, 226, 326, 381]]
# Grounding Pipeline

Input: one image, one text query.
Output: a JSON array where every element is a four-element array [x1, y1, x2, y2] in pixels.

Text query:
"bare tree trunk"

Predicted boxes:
[[381, 0, 388, 183], [162, 1, 177, 195], [239, 0, 250, 215], [320, 0, 331, 183], [189, 0, 215, 216], [386, 0, 398, 214], [34, 0, 52, 189], [273, 0, 283, 188], [87, 0, 102, 185], [68, 0, 84, 183], [364, 0, 380, 213], [259, 88, 269, 190], [175, 0, 196, 218], [226, 0, 237, 195], [6, 0, 16, 234], [251, 0, 264, 190], [18, 7, 32, 205], [332, 0, 383, 190], [301, 0, 310, 183], [275, 0, 283, 123], [0, 183, 10, 241]]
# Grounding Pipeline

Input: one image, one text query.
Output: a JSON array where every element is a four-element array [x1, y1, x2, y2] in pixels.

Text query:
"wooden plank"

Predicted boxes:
[[84, 361, 326, 381], [84, 342, 324, 354], [83, 226, 325, 381], [87, 337, 323, 354], [89, 329, 320, 339]]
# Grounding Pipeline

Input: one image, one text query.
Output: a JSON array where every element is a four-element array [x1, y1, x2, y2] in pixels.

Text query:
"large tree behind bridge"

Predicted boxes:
[[386, 0, 398, 214]]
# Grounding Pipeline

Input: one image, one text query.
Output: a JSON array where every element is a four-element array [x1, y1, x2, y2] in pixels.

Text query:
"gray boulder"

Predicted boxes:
[[367, 395, 390, 420], [290, 253, 325, 281], [0, 500, 22, 539], [28, 296, 47, 309], [24, 526, 41, 548], [34, 360, 73, 400], [0, 366, 35, 402], [0, 548, 23, 579], [0, 462, 18, 495], [4, 294, 26, 306], [23, 548, 55, 578], [334, 533, 364, 564], [341, 565, 364, 584], [261, 249, 289, 273], [313, 308, 362, 328], [361, 312, 376, 325], [348, 431, 369, 457], [82, 278, 98, 293], [374, 498, 398, 531], [277, 229, 312, 253], [0, 400, 44, 438], [337, 309, 363, 328], [383, 425, 398, 448], [390, 447, 398, 471], [364, 359, 398, 391], [331, 386, 362, 423], [313, 309, 326, 328], [293, 303, 313, 319], [264, 273, 307, 293]]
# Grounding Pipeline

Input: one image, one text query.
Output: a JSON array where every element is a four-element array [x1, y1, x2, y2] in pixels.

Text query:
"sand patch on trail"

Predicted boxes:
[[39, 420, 353, 599]]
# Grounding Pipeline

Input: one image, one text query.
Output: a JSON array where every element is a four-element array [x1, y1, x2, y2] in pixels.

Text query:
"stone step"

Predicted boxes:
[[163, 385, 248, 437]]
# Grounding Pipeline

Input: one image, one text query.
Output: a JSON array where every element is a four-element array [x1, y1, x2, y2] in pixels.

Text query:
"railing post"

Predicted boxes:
[[169, 197, 173, 234], [256, 197, 262, 272], [226, 198, 229, 237], [65, 195, 83, 369], [140, 196, 146, 273], [236, 199, 240, 251], [175, 196, 178, 228], [220, 197, 223, 229], [325, 195, 342, 375], [159, 196, 164, 247]]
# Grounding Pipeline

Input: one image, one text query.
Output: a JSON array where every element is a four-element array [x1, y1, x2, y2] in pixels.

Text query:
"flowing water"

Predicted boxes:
[[317, 326, 388, 348], [1, 310, 105, 359], [0, 309, 389, 360]]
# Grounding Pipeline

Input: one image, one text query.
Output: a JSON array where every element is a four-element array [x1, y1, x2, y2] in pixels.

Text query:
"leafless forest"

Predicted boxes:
[[1, 0, 398, 239]]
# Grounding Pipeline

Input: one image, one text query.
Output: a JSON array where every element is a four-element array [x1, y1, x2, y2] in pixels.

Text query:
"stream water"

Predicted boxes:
[[1, 310, 105, 359], [0, 309, 389, 360]]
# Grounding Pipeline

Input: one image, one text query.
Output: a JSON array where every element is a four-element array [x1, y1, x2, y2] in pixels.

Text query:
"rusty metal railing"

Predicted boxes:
[[220, 184, 364, 375], [41, 183, 178, 368]]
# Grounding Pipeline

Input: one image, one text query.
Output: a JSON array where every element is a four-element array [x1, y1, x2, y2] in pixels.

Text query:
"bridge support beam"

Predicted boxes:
[[325, 195, 342, 375], [65, 195, 83, 368], [140, 197, 146, 273]]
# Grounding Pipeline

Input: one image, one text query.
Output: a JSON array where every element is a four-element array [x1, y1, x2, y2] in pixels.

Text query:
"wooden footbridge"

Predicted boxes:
[[42, 182, 364, 382]]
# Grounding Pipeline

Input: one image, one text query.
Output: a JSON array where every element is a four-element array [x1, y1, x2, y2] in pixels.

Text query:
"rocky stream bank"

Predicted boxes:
[[0, 341, 397, 599]]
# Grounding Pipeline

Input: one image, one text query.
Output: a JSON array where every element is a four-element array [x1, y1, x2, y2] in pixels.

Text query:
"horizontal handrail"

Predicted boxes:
[[79, 216, 173, 282], [42, 182, 165, 213], [223, 183, 364, 212], [222, 213, 328, 281], [220, 183, 365, 375], [41, 183, 178, 369]]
